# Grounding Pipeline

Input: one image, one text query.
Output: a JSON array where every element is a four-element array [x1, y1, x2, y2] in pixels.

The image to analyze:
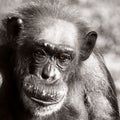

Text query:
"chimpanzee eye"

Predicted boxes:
[[57, 53, 71, 67], [59, 54, 70, 61], [33, 48, 47, 63]]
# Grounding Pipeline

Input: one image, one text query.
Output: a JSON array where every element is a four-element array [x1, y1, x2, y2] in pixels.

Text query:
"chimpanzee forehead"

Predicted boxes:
[[37, 19, 78, 49]]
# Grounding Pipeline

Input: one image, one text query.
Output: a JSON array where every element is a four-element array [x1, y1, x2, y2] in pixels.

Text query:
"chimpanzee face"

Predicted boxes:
[[14, 18, 78, 116], [5, 8, 97, 116]]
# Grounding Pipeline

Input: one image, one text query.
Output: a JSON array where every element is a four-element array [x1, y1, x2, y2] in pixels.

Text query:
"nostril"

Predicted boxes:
[[41, 71, 49, 79]]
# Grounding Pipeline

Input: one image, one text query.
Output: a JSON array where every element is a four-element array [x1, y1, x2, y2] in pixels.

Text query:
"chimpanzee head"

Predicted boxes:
[[3, 3, 97, 117]]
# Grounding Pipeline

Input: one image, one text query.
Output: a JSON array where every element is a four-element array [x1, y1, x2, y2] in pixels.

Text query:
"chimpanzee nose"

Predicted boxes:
[[41, 64, 55, 80]]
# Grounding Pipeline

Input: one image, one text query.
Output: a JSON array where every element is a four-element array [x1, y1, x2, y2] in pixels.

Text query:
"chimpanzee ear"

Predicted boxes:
[[80, 31, 97, 61], [5, 16, 23, 42]]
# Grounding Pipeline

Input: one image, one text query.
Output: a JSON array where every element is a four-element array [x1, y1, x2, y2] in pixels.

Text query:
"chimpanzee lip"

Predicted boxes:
[[23, 86, 65, 106], [30, 95, 64, 106], [23, 75, 67, 106], [24, 89, 65, 106]]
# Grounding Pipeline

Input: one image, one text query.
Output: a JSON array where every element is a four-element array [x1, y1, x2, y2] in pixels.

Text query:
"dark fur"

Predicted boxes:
[[0, 1, 119, 120]]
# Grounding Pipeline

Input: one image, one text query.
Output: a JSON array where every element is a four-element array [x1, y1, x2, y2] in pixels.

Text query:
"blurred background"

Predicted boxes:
[[0, 0, 120, 108]]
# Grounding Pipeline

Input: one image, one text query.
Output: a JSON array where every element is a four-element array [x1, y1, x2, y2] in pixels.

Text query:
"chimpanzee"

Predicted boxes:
[[0, 0, 119, 120]]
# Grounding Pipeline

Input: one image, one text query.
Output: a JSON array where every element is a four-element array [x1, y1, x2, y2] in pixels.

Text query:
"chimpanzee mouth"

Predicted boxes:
[[31, 95, 64, 106], [23, 84, 65, 107], [24, 89, 65, 106], [23, 75, 67, 108]]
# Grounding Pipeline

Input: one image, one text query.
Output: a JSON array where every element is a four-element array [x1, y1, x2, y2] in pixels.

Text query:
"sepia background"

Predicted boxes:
[[0, 0, 120, 109]]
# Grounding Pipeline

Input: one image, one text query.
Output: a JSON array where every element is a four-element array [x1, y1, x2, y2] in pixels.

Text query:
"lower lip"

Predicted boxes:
[[30, 95, 64, 106], [31, 97, 59, 106]]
